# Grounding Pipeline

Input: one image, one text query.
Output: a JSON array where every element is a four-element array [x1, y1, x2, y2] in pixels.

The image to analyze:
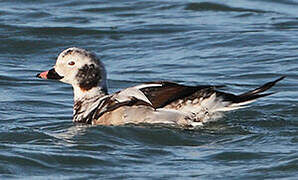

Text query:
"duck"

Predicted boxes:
[[36, 47, 285, 128]]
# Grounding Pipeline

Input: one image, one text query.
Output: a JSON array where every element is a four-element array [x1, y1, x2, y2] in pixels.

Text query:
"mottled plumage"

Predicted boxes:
[[36, 47, 285, 128]]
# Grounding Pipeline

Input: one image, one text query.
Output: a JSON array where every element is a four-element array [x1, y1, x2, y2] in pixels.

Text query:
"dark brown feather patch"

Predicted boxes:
[[76, 64, 101, 91], [140, 81, 218, 108]]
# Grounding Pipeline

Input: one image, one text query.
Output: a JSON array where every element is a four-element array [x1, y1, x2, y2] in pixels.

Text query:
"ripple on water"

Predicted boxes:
[[185, 2, 269, 13], [209, 151, 268, 161]]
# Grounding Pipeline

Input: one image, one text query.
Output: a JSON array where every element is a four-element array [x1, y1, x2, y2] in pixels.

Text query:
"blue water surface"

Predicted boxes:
[[0, 0, 297, 179]]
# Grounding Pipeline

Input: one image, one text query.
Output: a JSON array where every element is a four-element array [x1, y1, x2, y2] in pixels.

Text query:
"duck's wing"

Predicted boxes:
[[135, 81, 220, 108], [73, 87, 153, 124], [92, 87, 155, 121], [136, 77, 284, 112]]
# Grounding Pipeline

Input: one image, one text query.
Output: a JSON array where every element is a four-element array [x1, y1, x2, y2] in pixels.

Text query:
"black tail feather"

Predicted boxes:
[[219, 76, 285, 104], [237, 92, 275, 103], [239, 76, 285, 98]]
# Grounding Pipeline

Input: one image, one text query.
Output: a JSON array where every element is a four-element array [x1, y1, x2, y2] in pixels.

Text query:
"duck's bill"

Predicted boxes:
[[36, 68, 64, 80]]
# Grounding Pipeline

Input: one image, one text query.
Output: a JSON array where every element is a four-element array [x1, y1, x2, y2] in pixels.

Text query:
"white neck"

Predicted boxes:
[[73, 85, 107, 102]]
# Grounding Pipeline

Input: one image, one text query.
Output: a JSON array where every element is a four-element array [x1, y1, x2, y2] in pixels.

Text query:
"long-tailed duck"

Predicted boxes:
[[36, 47, 285, 128]]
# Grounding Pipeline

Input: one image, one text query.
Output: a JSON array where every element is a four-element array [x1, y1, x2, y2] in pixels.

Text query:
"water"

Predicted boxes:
[[0, 0, 297, 179]]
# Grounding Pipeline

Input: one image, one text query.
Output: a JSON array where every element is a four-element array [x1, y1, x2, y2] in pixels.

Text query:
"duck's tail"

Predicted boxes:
[[216, 76, 286, 112]]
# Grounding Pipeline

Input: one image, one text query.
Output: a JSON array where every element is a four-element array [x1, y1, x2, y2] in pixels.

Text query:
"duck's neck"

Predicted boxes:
[[72, 86, 108, 124], [73, 86, 107, 103]]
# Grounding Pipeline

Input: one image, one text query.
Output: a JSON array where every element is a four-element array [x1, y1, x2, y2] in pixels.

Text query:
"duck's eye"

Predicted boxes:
[[68, 61, 75, 66]]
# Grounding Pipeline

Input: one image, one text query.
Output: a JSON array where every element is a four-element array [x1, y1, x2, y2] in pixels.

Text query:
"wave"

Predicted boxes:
[[185, 2, 269, 13]]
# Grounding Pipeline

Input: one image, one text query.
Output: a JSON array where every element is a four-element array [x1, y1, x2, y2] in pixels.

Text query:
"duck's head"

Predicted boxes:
[[37, 47, 107, 95]]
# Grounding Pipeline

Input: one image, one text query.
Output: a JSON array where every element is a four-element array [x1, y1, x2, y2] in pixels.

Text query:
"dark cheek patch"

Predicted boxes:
[[76, 64, 101, 91]]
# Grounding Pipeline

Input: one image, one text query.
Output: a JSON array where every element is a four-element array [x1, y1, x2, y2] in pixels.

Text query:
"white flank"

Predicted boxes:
[[190, 121, 203, 127], [229, 99, 256, 107], [215, 99, 256, 111]]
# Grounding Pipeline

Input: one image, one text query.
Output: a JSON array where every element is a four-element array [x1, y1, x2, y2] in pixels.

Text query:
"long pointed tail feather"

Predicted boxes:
[[238, 76, 285, 98], [217, 76, 285, 111]]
